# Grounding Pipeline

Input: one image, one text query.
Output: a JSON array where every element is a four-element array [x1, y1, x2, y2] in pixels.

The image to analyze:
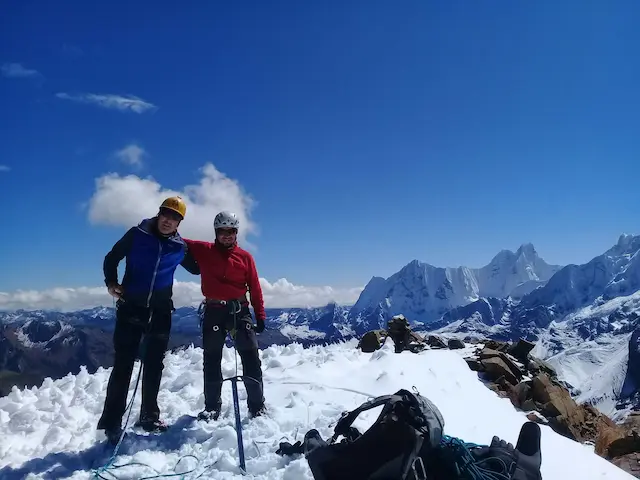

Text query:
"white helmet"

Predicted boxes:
[[214, 211, 239, 229]]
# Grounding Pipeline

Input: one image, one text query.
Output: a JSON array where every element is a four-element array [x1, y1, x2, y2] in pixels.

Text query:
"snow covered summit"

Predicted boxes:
[[349, 243, 561, 329], [0, 340, 632, 479]]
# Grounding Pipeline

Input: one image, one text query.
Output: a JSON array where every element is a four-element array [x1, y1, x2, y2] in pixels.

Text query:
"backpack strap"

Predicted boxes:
[[329, 394, 403, 443]]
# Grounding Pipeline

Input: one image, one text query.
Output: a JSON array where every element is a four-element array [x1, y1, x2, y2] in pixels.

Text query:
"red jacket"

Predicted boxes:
[[184, 239, 266, 321]]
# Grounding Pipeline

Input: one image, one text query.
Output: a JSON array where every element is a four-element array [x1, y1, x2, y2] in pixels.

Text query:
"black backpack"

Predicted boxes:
[[277, 388, 445, 480]]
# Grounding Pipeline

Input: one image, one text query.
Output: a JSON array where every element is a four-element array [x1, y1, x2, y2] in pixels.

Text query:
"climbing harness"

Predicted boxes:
[[200, 298, 263, 475]]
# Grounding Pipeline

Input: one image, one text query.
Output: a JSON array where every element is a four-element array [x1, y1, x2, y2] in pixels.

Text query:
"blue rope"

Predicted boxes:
[[439, 435, 512, 480]]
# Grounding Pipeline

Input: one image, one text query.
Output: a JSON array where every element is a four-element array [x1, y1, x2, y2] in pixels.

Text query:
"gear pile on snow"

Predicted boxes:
[[276, 387, 543, 480]]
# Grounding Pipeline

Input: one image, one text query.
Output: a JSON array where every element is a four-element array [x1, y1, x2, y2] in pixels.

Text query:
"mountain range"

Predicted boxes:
[[1, 234, 639, 421]]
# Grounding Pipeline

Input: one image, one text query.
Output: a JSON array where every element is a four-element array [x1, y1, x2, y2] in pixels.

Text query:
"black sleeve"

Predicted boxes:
[[103, 228, 135, 286], [181, 245, 200, 275]]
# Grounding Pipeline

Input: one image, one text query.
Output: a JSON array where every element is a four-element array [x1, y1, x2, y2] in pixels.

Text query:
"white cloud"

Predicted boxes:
[[55, 93, 157, 113], [1, 63, 40, 78], [0, 165, 10, 172], [87, 163, 257, 246], [0, 280, 363, 312], [115, 144, 146, 168]]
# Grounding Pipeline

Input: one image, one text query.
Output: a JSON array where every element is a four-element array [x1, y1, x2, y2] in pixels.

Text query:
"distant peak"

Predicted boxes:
[[516, 243, 537, 257], [617, 233, 635, 247]]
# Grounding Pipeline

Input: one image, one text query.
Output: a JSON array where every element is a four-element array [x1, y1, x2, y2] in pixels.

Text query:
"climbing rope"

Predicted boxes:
[[439, 435, 512, 480]]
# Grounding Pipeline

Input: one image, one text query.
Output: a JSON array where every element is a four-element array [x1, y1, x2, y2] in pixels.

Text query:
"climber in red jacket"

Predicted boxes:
[[184, 211, 266, 420]]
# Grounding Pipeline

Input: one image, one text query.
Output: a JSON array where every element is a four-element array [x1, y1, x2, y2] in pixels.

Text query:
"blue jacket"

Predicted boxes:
[[103, 217, 200, 309]]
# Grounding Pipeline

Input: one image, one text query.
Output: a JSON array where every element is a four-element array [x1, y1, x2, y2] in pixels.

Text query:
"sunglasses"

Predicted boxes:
[[217, 228, 237, 235], [159, 209, 183, 221]]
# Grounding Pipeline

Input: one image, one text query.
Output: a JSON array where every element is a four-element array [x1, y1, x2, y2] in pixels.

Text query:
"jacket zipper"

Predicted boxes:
[[147, 239, 163, 307]]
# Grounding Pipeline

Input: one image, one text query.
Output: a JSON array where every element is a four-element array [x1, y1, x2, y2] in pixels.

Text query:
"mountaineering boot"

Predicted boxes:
[[135, 413, 169, 432], [249, 403, 267, 418], [104, 426, 124, 445], [197, 408, 221, 421]]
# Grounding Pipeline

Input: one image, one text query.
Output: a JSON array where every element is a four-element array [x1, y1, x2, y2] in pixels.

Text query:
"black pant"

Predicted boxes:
[[201, 302, 264, 412], [97, 301, 171, 430]]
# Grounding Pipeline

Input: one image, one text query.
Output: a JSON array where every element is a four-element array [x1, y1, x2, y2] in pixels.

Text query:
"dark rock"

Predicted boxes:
[[484, 340, 511, 352], [521, 399, 538, 412], [448, 338, 465, 350], [427, 335, 447, 349], [528, 357, 557, 378], [509, 381, 532, 409], [465, 358, 485, 372], [629, 328, 640, 389], [358, 330, 388, 353], [509, 339, 536, 363], [483, 357, 518, 386], [479, 348, 524, 382], [611, 453, 640, 477]]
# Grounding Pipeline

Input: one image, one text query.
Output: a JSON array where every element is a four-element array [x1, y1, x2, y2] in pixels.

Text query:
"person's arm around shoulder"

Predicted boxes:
[[246, 252, 266, 332], [180, 241, 200, 275], [104, 227, 136, 300]]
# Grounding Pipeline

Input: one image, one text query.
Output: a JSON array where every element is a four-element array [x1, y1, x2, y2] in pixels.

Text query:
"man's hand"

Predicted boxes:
[[254, 318, 265, 333], [107, 283, 124, 300]]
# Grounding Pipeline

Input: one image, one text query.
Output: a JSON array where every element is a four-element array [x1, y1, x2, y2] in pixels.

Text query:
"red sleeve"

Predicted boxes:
[[246, 253, 266, 321], [183, 239, 209, 263]]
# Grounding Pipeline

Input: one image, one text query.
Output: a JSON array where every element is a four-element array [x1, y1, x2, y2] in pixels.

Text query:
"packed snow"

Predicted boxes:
[[0, 340, 634, 479]]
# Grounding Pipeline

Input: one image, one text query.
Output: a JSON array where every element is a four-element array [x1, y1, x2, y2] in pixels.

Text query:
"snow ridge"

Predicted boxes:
[[0, 341, 633, 479]]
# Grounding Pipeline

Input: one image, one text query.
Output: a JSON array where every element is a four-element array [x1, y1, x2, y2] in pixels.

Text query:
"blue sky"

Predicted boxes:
[[1, 0, 639, 307]]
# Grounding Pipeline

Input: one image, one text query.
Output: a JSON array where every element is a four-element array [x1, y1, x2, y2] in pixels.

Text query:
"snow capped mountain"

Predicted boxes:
[[349, 243, 561, 328], [430, 235, 640, 418], [511, 234, 640, 330]]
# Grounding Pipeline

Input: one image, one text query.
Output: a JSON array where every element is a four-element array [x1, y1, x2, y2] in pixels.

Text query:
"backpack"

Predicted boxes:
[[277, 388, 445, 480]]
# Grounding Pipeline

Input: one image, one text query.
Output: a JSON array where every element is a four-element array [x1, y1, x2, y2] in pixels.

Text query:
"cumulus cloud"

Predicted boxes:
[[1, 63, 41, 78], [114, 143, 146, 168], [87, 163, 256, 245], [0, 280, 363, 312], [55, 93, 156, 113]]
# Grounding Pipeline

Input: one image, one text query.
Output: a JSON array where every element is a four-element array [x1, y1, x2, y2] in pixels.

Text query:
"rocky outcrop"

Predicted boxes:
[[461, 337, 640, 477]]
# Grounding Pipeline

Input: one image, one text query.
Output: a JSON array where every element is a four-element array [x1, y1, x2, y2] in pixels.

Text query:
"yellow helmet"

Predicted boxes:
[[159, 196, 187, 219]]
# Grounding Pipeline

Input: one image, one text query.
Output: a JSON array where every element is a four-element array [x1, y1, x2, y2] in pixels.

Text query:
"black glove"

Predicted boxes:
[[472, 422, 542, 480], [254, 318, 265, 333]]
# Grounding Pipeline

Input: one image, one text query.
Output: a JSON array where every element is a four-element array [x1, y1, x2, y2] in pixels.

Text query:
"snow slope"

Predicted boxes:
[[0, 341, 633, 479]]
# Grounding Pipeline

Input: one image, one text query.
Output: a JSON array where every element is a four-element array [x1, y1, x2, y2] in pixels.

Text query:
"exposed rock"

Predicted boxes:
[[448, 338, 465, 350], [483, 339, 510, 352], [357, 329, 388, 353], [508, 381, 532, 409], [463, 335, 481, 344], [595, 422, 626, 457], [465, 358, 485, 372], [427, 335, 447, 349], [479, 347, 524, 383], [509, 339, 536, 363], [460, 335, 640, 473], [527, 356, 557, 378], [526, 412, 547, 424], [521, 398, 538, 412], [608, 432, 640, 459], [483, 357, 518, 386], [629, 328, 640, 390], [611, 453, 640, 478]]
